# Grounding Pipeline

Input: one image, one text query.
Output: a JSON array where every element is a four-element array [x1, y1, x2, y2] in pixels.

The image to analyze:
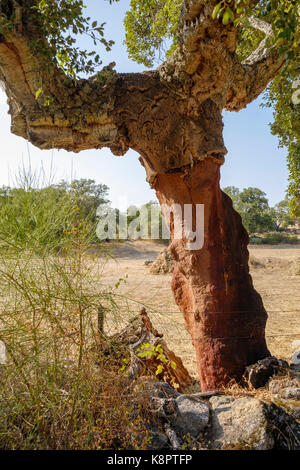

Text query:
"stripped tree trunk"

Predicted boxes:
[[154, 159, 269, 391]]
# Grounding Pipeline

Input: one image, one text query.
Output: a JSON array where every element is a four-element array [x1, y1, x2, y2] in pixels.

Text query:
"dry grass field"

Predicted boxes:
[[96, 241, 300, 379]]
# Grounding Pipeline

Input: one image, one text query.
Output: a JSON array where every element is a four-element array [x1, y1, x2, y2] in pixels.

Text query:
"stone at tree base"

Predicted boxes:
[[146, 393, 210, 439], [291, 350, 300, 366], [268, 378, 298, 395], [164, 423, 182, 450], [245, 356, 285, 389], [137, 379, 300, 449], [279, 387, 300, 400], [138, 381, 180, 399], [268, 377, 300, 421], [208, 396, 274, 450], [147, 424, 169, 450], [148, 396, 178, 420], [174, 395, 210, 438]]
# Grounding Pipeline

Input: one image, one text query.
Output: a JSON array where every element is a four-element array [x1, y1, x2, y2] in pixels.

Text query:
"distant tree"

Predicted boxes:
[[272, 196, 296, 230], [0, 179, 110, 248], [222, 186, 241, 208], [69, 179, 110, 221], [223, 186, 274, 234]]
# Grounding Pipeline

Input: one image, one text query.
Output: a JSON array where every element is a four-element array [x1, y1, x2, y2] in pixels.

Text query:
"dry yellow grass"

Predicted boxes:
[[94, 241, 300, 380]]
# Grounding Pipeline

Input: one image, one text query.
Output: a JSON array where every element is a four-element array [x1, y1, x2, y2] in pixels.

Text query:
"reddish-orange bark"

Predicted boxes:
[[154, 158, 270, 391]]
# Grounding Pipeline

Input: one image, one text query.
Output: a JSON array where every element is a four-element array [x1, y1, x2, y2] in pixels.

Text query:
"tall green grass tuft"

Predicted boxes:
[[0, 166, 147, 449]]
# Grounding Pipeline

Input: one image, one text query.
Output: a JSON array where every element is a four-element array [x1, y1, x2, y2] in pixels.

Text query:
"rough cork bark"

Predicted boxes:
[[0, 0, 284, 390]]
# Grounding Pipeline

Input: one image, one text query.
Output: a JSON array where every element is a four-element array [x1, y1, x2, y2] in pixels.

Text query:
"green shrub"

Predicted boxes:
[[249, 232, 299, 245], [0, 168, 147, 449], [261, 232, 298, 245]]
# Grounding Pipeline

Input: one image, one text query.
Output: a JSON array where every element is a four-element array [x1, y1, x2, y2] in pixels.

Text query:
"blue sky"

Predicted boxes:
[[0, 0, 289, 209]]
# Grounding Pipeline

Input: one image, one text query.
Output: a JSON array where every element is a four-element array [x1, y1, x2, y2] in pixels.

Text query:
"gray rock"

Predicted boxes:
[[144, 260, 153, 265], [291, 349, 300, 366], [138, 381, 179, 399], [269, 378, 297, 395], [267, 403, 300, 448], [279, 387, 300, 400], [164, 423, 182, 450], [208, 396, 274, 450], [275, 398, 300, 421], [149, 396, 178, 420], [278, 359, 290, 369], [245, 356, 281, 389], [189, 390, 222, 399], [173, 395, 210, 438], [148, 426, 169, 449], [133, 422, 169, 449], [147, 393, 210, 439]]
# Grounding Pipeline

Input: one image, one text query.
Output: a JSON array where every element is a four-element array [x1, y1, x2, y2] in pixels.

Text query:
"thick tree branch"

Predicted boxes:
[[243, 17, 273, 65], [225, 17, 285, 111], [0, 26, 130, 153], [159, 0, 238, 104]]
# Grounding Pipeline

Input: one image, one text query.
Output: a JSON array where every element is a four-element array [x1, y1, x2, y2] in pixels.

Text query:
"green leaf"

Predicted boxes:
[[222, 11, 230, 25], [212, 2, 222, 20], [35, 89, 43, 99]]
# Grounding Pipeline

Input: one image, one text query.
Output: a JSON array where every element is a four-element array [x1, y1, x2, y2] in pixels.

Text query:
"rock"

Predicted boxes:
[[267, 403, 300, 448], [174, 395, 210, 438], [138, 383, 300, 449], [133, 422, 169, 450], [245, 356, 284, 389], [148, 397, 178, 420], [208, 396, 274, 450], [188, 390, 222, 399], [291, 350, 300, 366], [279, 387, 300, 400], [144, 392, 210, 439], [147, 424, 169, 449], [268, 379, 300, 421], [269, 378, 297, 395], [144, 260, 153, 265], [164, 424, 182, 450], [137, 381, 180, 399], [278, 358, 290, 369]]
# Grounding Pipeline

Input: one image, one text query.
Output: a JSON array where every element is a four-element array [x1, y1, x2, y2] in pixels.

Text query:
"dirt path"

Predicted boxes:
[[95, 241, 300, 379]]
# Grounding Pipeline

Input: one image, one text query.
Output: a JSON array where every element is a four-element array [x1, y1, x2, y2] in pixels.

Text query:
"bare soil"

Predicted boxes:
[[96, 241, 300, 379]]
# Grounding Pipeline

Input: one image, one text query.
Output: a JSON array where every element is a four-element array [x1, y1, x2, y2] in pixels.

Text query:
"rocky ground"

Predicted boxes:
[[135, 375, 300, 450], [112, 310, 300, 450]]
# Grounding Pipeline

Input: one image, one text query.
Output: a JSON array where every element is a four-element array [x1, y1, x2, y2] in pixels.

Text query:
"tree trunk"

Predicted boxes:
[[154, 158, 270, 391]]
